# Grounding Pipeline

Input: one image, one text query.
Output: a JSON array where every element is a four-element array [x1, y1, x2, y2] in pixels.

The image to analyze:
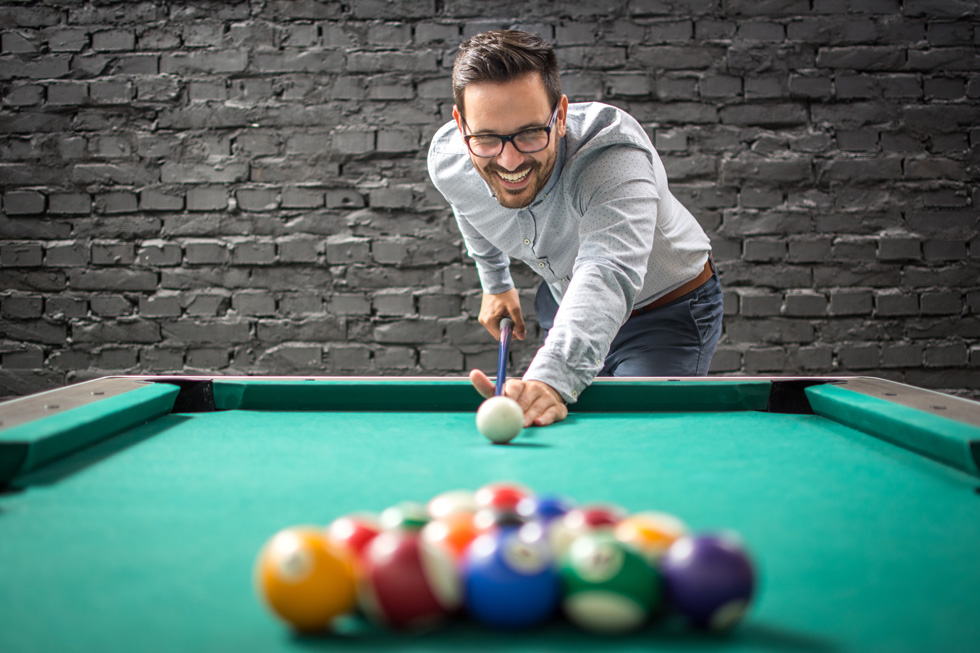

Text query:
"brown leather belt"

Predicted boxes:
[[629, 257, 714, 318]]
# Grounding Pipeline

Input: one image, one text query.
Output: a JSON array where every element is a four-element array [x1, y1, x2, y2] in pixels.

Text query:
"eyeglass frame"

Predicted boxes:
[[460, 104, 560, 158]]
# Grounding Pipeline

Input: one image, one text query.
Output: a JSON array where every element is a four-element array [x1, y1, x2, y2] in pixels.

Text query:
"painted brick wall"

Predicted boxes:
[[1, 0, 978, 400]]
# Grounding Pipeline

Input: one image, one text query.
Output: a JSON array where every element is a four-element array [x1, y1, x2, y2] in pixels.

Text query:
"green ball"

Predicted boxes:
[[560, 531, 662, 634], [379, 500, 430, 531]]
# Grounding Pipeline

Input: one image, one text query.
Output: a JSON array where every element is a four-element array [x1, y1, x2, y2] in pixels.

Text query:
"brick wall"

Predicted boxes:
[[1, 0, 978, 400]]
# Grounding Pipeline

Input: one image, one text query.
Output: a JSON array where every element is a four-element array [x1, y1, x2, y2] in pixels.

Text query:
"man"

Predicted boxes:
[[427, 30, 723, 429]]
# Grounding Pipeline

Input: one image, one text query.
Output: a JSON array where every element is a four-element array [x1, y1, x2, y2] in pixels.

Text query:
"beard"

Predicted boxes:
[[477, 147, 558, 210]]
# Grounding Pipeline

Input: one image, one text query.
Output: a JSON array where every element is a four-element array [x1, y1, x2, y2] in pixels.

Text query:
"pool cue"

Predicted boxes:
[[495, 317, 514, 397]]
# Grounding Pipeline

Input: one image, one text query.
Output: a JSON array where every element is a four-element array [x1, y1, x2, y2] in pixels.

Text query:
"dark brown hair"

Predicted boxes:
[[452, 30, 562, 116]]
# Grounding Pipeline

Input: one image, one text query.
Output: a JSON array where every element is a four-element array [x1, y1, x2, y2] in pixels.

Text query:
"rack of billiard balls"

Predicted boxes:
[[254, 482, 756, 636]]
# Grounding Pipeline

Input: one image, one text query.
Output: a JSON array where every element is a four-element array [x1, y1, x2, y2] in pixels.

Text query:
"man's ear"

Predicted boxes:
[[453, 105, 463, 134], [556, 95, 569, 138]]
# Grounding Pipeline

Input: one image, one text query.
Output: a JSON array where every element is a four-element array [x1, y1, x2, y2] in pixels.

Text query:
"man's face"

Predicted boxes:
[[453, 73, 567, 210]]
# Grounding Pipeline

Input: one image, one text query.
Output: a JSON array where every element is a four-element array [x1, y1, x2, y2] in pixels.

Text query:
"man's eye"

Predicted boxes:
[[470, 136, 501, 146], [515, 129, 548, 144]]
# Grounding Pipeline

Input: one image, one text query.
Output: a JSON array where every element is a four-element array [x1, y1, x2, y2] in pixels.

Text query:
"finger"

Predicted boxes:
[[468, 369, 496, 399], [511, 309, 527, 340], [531, 402, 568, 427], [521, 389, 555, 428]]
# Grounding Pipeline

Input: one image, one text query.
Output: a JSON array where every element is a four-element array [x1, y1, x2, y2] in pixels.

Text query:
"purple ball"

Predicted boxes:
[[661, 533, 756, 630]]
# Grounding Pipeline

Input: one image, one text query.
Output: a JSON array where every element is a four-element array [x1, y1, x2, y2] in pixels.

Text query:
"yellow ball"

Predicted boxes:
[[613, 512, 689, 564], [254, 526, 357, 632]]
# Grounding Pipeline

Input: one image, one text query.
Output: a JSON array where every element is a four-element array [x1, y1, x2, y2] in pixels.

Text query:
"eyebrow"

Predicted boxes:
[[467, 117, 550, 136]]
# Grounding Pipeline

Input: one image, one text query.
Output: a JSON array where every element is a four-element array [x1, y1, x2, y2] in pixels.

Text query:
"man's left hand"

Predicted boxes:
[[469, 369, 568, 428]]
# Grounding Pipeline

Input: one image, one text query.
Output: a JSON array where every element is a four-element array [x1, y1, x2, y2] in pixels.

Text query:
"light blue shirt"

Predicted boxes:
[[427, 102, 711, 403]]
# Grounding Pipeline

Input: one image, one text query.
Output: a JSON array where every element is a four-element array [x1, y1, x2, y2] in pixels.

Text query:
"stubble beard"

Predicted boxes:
[[479, 148, 557, 210]]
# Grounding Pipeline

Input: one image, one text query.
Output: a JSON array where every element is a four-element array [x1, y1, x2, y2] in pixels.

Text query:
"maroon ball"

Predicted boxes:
[[358, 530, 461, 630]]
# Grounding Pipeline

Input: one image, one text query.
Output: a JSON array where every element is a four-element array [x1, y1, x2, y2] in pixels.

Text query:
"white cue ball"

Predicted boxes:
[[476, 396, 524, 444]]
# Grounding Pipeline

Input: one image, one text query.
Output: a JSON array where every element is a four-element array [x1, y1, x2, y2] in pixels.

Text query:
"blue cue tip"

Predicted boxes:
[[495, 317, 513, 397]]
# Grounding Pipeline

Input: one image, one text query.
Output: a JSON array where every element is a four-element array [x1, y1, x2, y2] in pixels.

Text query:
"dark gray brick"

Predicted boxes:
[[162, 318, 251, 345], [186, 347, 231, 370], [278, 238, 320, 263], [923, 240, 968, 262], [140, 189, 184, 211], [45, 242, 89, 267], [374, 346, 417, 370], [838, 344, 879, 370], [875, 290, 919, 317], [74, 319, 161, 345], [138, 242, 181, 266], [743, 347, 787, 373], [46, 296, 88, 319], [232, 291, 277, 317], [328, 293, 371, 316], [924, 342, 969, 367], [739, 290, 782, 317], [89, 294, 133, 317], [374, 289, 415, 316], [3, 347, 45, 370], [139, 294, 182, 318], [420, 346, 463, 371], [327, 344, 372, 371], [881, 342, 923, 368], [920, 291, 962, 316], [326, 235, 371, 264], [743, 238, 786, 262], [186, 187, 229, 211], [1, 243, 43, 267], [784, 290, 828, 317], [1, 294, 44, 319], [878, 236, 922, 262], [256, 317, 343, 343], [72, 269, 158, 292], [829, 289, 874, 316], [236, 188, 280, 212], [3, 191, 45, 215], [231, 241, 276, 265], [91, 243, 135, 265]]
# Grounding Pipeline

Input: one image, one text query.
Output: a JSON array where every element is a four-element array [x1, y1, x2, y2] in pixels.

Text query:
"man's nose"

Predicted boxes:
[[495, 139, 525, 170]]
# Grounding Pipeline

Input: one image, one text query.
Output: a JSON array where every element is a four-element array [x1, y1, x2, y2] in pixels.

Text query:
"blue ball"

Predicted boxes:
[[463, 523, 561, 629], [516, 493, 575, 524]]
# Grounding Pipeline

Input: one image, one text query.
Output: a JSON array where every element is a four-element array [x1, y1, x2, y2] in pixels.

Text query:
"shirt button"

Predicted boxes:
[[524, 239, 530, 245]]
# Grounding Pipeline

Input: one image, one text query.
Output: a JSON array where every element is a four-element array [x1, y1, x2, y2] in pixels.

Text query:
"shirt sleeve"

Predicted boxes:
[[450, 205, 515, 295], [523, 145, 660, 403]]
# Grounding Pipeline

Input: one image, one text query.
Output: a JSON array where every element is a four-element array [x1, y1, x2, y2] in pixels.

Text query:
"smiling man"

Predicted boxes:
[[427, 30, 723, 428]]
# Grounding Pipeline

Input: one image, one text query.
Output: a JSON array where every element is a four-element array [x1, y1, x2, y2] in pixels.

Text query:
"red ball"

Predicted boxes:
[[358, 530, 461, 630], [474, 482, 532, 513], [326, 513, 381, 559], [550, 503, 626, 556]]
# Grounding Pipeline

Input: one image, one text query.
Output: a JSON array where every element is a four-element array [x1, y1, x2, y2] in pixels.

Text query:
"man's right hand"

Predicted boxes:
[[469, 369, 568, 428], [478, 288, 527, 340]]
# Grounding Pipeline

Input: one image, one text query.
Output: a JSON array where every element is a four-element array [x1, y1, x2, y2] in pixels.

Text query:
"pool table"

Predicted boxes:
[[1, 375, 979, 653]]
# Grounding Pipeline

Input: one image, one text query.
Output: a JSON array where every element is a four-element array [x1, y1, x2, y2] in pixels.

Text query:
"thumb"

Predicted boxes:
[[468, 369, 496, 399]]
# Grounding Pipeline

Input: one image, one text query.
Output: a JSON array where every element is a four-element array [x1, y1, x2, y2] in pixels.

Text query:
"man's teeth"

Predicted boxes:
[[498, 169, 530, 183]]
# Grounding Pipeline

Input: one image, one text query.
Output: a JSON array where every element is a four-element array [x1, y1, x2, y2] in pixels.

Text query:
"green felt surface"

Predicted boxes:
[[2, 393, 979, 653]]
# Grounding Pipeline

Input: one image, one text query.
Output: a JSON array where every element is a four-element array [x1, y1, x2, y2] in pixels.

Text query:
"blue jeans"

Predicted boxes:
[[534, 272, 724, 377]]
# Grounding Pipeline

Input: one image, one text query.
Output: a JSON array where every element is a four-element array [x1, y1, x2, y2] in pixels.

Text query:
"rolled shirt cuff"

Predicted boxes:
[[523, 351, 600, 405]]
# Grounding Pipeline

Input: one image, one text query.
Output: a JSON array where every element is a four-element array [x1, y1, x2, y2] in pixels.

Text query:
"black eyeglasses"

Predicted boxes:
[[461, 104, 559, 158]]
